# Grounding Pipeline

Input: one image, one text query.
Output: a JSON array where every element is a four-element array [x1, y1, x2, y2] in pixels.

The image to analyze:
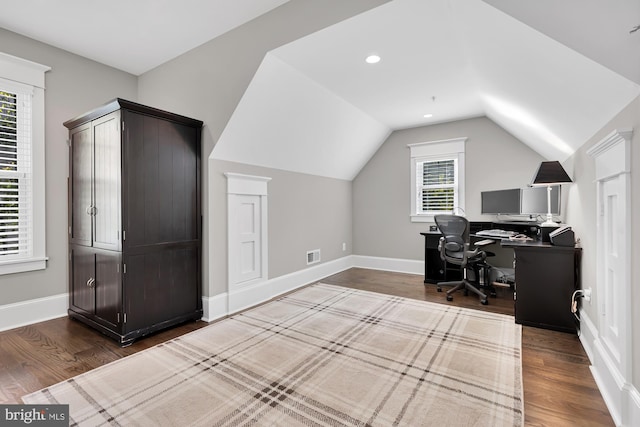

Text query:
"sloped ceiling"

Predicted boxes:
[[211, 54, 390, 179], [212, 0, 639, 179], [0, 0, 291, 75], [484, 0, 640, 85]]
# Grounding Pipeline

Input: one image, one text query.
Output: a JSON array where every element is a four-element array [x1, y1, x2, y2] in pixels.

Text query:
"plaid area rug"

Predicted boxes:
[[23, 283, 523, 426]]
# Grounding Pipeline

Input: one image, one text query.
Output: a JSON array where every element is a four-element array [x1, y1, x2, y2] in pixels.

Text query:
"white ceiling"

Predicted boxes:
[[1, 0, 639, 180], [0, 0, 291, 75]]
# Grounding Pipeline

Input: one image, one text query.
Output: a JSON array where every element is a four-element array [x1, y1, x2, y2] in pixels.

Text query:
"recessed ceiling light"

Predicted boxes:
[[365, 55, 381, 64], [423, 114, 433, 118]]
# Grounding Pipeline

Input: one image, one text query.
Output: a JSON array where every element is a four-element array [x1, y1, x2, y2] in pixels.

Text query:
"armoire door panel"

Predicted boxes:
[[142, 251, 171, 327], [160, 121, 199, 243], [124, 111, 199, 247], [141, 115, 161, 244], [122, 253, 147, 334], [123, 110, 145, 248], [70, 246, 95, 314], [95, 250, 122, 328], [93, 112, 122, 251], [166, 246, 199, 318], [70, 125, 93, 246], [157, 120, 175, 244], [123, 246, 199, 333]]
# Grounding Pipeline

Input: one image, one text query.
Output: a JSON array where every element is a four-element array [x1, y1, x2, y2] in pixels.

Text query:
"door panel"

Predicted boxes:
[[230, 194, 262, 285], [70, 246, 95, 314], [93, 112, 122, 251], [70, 125, 93, 246], [602, 178, 623, 362]]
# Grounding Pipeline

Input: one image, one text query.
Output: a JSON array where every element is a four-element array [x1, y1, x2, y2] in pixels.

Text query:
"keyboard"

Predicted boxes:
[[475, 229, 516, 238]]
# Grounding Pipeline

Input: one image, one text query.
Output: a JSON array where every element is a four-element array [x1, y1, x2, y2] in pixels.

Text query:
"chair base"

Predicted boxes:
[[439, 279, 488, 305], [472, 262, 497, 298]]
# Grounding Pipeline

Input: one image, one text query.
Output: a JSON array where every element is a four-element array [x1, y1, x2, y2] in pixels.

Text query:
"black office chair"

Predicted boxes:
[[434, 214, 490, 305]]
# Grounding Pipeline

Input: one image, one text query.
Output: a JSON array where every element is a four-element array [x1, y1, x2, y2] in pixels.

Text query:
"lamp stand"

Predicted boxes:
[[541, 185, 558, 227]]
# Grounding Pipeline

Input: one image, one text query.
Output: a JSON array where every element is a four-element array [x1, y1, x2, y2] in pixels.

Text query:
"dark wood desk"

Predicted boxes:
[[502, 239, 581, 333], [420, 231, 581, 334]]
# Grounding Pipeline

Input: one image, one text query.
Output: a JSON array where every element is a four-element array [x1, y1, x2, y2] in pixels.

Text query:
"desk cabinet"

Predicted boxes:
[[509, 244, 581, 333], [65, 99, 203, 345], [420, 232, 461, 284]]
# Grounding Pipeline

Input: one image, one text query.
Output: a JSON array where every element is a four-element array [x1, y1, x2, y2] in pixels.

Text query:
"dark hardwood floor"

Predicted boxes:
[[1, 268, 613, 426]]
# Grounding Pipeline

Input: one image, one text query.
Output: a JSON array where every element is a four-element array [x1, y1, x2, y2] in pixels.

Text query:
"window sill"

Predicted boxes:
[[411, 215, 434, 223], [0, 257, 48, 276]]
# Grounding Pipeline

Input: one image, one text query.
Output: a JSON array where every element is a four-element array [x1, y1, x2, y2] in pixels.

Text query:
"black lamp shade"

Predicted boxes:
[[531, 161, 572, 185]]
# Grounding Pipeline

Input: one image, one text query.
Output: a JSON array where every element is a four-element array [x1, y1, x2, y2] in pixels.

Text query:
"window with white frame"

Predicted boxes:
[[409, 137, 466, 222], [0, 53, 50, 275]]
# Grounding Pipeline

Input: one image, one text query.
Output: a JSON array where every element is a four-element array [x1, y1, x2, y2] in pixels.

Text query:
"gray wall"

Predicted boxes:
[[210, 160, 352, 296], [0, 29, 137, 305], [352, 116, 546, 263], [136, 0, 389, 297], [563, 95, 640, 388]]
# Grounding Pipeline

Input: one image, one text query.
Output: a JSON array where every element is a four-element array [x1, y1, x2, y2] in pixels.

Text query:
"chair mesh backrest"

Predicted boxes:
[[434, 215, 469, 253]]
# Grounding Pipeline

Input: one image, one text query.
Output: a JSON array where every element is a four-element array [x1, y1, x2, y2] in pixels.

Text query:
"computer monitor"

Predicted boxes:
[[480, 188, 521, 215], [521, 186, 560, 215]]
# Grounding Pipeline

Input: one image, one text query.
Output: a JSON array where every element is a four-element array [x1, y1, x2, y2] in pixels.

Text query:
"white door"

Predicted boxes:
[[600, 176, 625, 365], [229, 194, 262, 285]]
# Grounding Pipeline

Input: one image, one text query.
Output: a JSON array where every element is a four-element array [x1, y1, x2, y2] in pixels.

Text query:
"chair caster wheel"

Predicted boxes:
[[437, 287, 442, 292], [481, 299, 488, 305], [446, 295, 453, 301]]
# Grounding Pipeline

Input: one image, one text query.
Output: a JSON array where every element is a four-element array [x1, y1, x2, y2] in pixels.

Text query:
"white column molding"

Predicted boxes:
[[587, 128, 637, 427]]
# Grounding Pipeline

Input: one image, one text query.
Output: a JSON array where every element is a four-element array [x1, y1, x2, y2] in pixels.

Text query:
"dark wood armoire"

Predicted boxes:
[[64, 99, 203, 345]]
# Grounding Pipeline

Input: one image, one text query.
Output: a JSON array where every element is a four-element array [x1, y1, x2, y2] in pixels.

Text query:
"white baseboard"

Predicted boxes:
[[202, 255, 423, 319], [201, 293, 228, 323], [578, 308, 597, 363], [580, 310, 640, 427], [351, 255, 424, 275], [223, 256, 354, 316], [0, 293, 68, 332]]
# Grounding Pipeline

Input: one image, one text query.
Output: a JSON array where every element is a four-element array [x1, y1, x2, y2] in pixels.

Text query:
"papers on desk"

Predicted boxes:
[[475, 229, 516, 238]]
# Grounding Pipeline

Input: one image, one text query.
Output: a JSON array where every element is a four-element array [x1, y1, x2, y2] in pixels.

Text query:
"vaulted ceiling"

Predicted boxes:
[[213, 0, 640, 179], [1, 0, 638, 180]]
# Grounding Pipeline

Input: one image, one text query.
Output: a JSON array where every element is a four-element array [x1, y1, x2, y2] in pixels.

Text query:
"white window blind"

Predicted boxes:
[[418, 158, 456, 213], [0, 85, 33, 259], [408, 137, 466, 222]]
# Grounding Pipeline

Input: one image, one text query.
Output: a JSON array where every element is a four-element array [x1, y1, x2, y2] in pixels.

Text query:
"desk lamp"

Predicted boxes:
[[531, 161, 572, 227]]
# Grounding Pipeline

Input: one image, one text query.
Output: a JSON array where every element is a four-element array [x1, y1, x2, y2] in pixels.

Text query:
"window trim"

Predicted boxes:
[[409, 137, 466, 223], [0, 52, 50, 275]]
